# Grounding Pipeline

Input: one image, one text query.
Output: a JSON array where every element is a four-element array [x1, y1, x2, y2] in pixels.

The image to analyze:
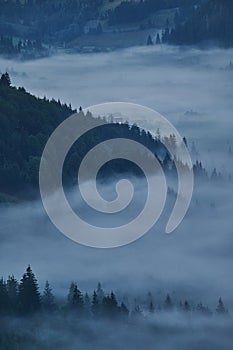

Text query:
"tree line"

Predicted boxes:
[[0, 265, 228, 320]]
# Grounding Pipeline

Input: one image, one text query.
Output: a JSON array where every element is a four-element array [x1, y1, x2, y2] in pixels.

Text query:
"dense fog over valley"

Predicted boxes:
[[1, 44, 233, 349], [0, 45, 233, 300]]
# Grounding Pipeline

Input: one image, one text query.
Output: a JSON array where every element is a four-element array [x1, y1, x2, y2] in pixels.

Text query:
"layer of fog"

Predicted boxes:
[[2, 312, 233, 350], [0, 176, 233, 309], [0, 45, 233, 309]]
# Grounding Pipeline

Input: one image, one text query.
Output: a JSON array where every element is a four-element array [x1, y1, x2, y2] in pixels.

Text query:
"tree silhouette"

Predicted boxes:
[[0, 278, 9, 314], [42, 281, 56, 312], [183, 300, 191, 312], [6, 275, 18, 313], [149, 301, 155, 313], [96, 282, 104, 303], [0, 72, 11, 87], [69, 283, 84, 315], [147, 34, 153, 45], [18, 265, 41, 315], [91, 290, 99, 317], [156, 33, 161, 44], [119, 302, 129, 318], [216, 298, 227, 315], [164, 294, 173, 311]]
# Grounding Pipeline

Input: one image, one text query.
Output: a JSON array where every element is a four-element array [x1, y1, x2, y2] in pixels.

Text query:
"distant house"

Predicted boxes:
[[84, 20, 103, 35]]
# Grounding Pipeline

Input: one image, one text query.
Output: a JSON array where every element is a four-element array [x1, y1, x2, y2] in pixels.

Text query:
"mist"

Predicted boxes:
[[0, 45, 233, 348]]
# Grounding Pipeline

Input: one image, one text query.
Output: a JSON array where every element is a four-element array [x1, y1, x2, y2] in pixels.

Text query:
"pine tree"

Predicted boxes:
[[216, 297, 227, 315], [84, 292, 91, 315], [0, 278, 9, 314], [119, 302, 129, 318], [147, 34, 153, 46], [67, 282, 76, 305], [156, 33, 161, 44], [0, 72, 11, 87], [110, 291, 118, 311], [164, 294, 173, 311], [149, 301, 155, 313], [91, 290, 99, 317], [183, 300, 190, 312], [18, 265, 41, 315], [42, 281, 56, 312], [96, 282, 104, 303], [7, 275, 18, 313], [69, 283, 84, 315]]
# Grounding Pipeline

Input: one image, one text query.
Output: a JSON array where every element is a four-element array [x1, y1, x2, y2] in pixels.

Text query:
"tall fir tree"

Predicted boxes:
[[6, 275, 18, 313], [42, 281, 56, 312], [91, 290, 99, 317], [0, 72, 11, 87], [216, 297, 227, 315], [18, 265, 41, 315]]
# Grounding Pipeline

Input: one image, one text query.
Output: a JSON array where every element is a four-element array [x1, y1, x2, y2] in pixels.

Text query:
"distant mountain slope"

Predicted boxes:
[[0, 0, 208, 52], [165, 0, 233, 47]]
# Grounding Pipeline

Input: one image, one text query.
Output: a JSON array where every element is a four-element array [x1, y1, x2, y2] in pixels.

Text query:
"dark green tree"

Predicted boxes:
[[156, 33, 161, 44], [0, 72, 11, 87], [6, 275, 18, 313], [183, 300, 191, 312], [216, 297, 227, 315], [96, 282, 104, 303], [18, 265, 41, 315], [91, 290, 99, 317], [149, 301, 155, 313], [147, 34, 153, 45], [69, 283, 84, 315], [42, 281, 56, 312], [102, 291, 118, 318], [0, 278, 9, 314], [119, 302, 129, 318], [164, 294, 173, 311]]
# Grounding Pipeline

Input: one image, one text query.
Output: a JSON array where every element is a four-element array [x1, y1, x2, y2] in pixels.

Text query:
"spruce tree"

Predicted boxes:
[[18, 265, 41, 315], [67, 282, 75, 305], [7, 275, 18, 313], [119, 302, 129, 318], [91, 290, 99, 317], [156, 33, 161, 44], [0, 72, 11, 87], [164, 294, 173, 311], [216, 297, 227, 315], [0, 278, 9, 314], [70, 283, 84, 315], [96, 282, 104, 303], [42, 281, 56, 312], [149, 301, 155, 313], [147, 34, 153, 46], [183, 300, 190, 312]]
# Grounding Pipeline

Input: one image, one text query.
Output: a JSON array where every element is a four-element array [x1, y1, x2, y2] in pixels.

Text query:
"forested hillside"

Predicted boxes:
[[0, 73, 167, 199], [164, 0, 233, 47], [0, 72, 218, 201]]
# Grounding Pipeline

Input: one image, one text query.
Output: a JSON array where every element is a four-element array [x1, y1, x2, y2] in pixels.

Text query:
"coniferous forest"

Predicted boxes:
[[0, 265, 230, 350]]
